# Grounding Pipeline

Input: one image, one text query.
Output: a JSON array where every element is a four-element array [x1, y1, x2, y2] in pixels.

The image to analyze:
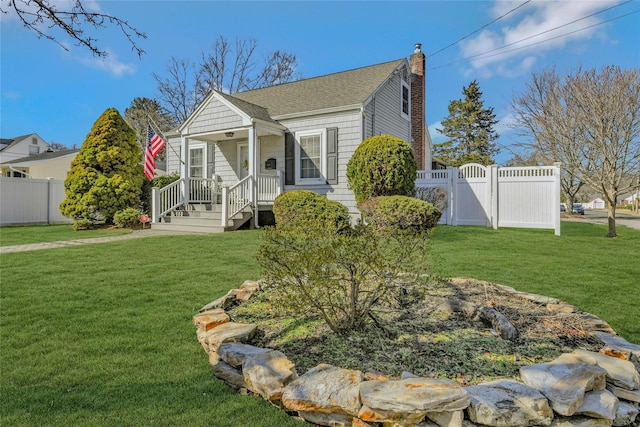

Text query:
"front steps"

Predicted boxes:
[[151, 204, 253, 234]]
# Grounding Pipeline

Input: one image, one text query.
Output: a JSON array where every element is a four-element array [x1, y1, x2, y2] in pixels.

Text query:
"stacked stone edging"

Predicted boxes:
[[193, 279, 640, 427]]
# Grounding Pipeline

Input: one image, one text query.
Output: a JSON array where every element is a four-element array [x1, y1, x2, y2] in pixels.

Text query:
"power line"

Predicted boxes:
[[428, 9, 639, 71], [426, 0, 532, 59]]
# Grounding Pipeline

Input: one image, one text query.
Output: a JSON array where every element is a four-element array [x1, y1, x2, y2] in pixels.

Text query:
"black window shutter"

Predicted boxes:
[[284, 132, 295, 185], [326, 127, 338, 185]]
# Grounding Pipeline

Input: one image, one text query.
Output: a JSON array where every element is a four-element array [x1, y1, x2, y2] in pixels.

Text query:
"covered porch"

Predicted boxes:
[[151, 95, 287, 231]]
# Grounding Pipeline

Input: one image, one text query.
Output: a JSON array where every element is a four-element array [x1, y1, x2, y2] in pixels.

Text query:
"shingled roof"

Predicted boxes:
[[230, 58, 406, 118]]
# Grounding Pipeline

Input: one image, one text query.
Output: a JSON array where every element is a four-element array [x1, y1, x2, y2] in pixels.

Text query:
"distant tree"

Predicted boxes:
[[435, 80, 499, 166], [511, 66, 640, 237], [154, 35, 299, 124], [48, 141, 69, 151], [2, 0, 146, 57], [60, 108, 143, 225], [123, 97, 176, 155]]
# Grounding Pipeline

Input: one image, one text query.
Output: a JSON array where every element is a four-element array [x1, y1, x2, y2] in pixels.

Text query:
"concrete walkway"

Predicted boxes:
[[0, 229, 194, 254]]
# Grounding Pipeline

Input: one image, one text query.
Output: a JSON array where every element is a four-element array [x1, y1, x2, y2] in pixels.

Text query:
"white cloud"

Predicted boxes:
[[77, 49, 136, 77], [460, 0, 619, 77]]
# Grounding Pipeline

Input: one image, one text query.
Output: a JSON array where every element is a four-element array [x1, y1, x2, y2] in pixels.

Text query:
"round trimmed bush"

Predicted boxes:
[[346, 135, 417, 204], [273, 190, 350, 232], [358, 196, 441, 233], [113, 207, 141, 228]]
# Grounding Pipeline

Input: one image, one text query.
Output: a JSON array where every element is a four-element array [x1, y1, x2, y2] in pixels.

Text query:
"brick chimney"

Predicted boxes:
[[410, 43, 425, 170]]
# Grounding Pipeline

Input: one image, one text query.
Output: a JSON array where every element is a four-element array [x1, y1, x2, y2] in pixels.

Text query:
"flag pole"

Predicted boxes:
[[147, 116, 183, 164]]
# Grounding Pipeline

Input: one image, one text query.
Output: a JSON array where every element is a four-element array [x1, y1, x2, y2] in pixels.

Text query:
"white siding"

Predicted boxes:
[[185, 98, 244, 135], [258, 135, 283, 175], [214, 141, 238, 184], [281, 110, 362, 214], [165, 134, 182, 175], [363, 66, 411, 143]]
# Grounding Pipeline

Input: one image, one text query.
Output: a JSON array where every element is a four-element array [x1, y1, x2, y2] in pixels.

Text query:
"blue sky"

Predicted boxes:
[[1, 0, 638, 164]]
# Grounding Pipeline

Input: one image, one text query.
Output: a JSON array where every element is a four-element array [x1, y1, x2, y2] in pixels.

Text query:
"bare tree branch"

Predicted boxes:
[[511, 66, 640, 237], [2, 0, 146, 57]]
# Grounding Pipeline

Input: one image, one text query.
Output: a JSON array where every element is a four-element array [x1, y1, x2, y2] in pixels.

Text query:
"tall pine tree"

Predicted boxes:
[[435, 80, 499, 166], [61, 108, 143, 224]]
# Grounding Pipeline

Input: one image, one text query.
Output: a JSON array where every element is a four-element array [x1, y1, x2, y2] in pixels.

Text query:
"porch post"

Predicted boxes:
[[248, 124, 259, 227], [181, 136, 190, 206]]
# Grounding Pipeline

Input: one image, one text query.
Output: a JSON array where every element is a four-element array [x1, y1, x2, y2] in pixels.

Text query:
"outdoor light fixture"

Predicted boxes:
[[225, 132, 234, 138]]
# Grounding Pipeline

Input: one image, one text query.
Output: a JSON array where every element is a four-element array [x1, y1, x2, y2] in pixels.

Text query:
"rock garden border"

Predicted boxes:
[[193, 280, 640, 427]]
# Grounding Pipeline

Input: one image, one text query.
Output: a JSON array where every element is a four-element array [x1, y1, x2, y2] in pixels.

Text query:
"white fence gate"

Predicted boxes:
[[416, 163, 561, 235], [0, 177, 72, 225]]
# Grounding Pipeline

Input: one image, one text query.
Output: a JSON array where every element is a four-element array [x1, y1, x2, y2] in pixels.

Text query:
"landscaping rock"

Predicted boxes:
[[199, 293, 238, 311], [572, 349, 640, 390], [197, 322, 257, 354], [547, 303, 576, 314], [574, 389, 619, 420], [243, 350, 297, 403], [358, 378, 470, 424], [192, 308, 230, 331], [296, 410, 356, 427], [519, 353, 607, 416], [478, 307, 519, 341], [594, 333, 640, 369], [548, 416, 612, 426], [218, 343, 271, 368], [282, 364, 363, 416], [465, 379, 553, 426], [606, 384, 640, 403], [613, 400, 639, 426], [212, 360, 246, 390], [425, 410, 464, 427]]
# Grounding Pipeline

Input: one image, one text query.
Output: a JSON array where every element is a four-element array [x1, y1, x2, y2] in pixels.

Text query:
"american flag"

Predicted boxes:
[[144, 138, 156, 181], [147, 124, 166, 157]]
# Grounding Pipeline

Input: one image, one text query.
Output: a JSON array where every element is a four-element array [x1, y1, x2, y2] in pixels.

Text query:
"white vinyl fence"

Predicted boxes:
[[0, 177, 72, 225], [416, 163, 561, 235]]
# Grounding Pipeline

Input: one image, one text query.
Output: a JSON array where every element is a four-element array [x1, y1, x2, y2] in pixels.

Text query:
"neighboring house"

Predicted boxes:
[[0, 133, 51, 164], [622, 193, 638, 206], [582, 198, 606, 209], [156, 44, 430, 231], [0, 149, 79, 180]]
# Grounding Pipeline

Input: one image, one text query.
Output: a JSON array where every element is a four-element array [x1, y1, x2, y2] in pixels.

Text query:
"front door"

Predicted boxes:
[[237, 142, 249, 180]]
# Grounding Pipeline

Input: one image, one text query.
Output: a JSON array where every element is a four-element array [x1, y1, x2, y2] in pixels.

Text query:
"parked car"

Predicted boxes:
[[572, 203, 584, 215], [560, 204, 566, 212]]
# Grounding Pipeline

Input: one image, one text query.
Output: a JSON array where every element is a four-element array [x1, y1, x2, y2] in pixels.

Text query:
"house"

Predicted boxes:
[[154, 44, 430, 232], [0, 133, 51, 165], [0, 149, 79, 180]]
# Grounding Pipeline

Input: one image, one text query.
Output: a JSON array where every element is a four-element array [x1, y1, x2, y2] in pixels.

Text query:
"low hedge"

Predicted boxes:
[[359, 196, 441, 233], [273, 190, 351, 232]]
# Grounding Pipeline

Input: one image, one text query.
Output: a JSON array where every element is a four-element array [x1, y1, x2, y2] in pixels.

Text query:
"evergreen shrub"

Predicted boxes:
[[359, 196, 441, 233], [273, 190, 350, 232], [114, 208, 141, 228], [346, 135, 417, 204]]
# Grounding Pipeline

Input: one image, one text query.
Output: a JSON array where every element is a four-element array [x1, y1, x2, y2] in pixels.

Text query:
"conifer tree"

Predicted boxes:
[[61, 108, 143, 224], [435, 80, 499, 166]]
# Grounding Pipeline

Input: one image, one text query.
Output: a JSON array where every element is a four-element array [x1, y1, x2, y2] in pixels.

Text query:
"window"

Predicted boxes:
[[295, 129, 326, 185], [189, 147, 204, 178], [29, 145, 40, 155], [401, 80, 410, 119]]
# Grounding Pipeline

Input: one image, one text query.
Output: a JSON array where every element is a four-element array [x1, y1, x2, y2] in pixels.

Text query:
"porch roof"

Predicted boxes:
[[231, 58, 406, 118]]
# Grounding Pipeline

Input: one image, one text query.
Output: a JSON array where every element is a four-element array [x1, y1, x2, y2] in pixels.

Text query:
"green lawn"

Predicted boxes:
[[0, 224, 131, 246], [1, 222, 638, 426]]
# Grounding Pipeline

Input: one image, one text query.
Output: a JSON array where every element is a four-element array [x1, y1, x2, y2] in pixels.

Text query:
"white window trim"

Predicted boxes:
[[295, 128, 326, 185], [400, 79, 410, 120], [189, 143, 206, 178]]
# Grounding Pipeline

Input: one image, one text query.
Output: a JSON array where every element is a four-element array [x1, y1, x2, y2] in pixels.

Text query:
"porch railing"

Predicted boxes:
[[189, 177, 221, 203], [257, 172, 282, 204], [156, 178, 183, 219], [221, 175, 252, 227]]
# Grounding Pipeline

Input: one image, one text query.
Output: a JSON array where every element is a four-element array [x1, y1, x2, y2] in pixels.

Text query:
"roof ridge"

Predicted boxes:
[[234, 58, 406, 96]]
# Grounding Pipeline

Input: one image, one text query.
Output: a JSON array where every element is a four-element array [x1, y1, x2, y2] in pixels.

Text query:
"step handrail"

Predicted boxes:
[[221, 175, 252, 227], [155, 178, 184, 220]]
